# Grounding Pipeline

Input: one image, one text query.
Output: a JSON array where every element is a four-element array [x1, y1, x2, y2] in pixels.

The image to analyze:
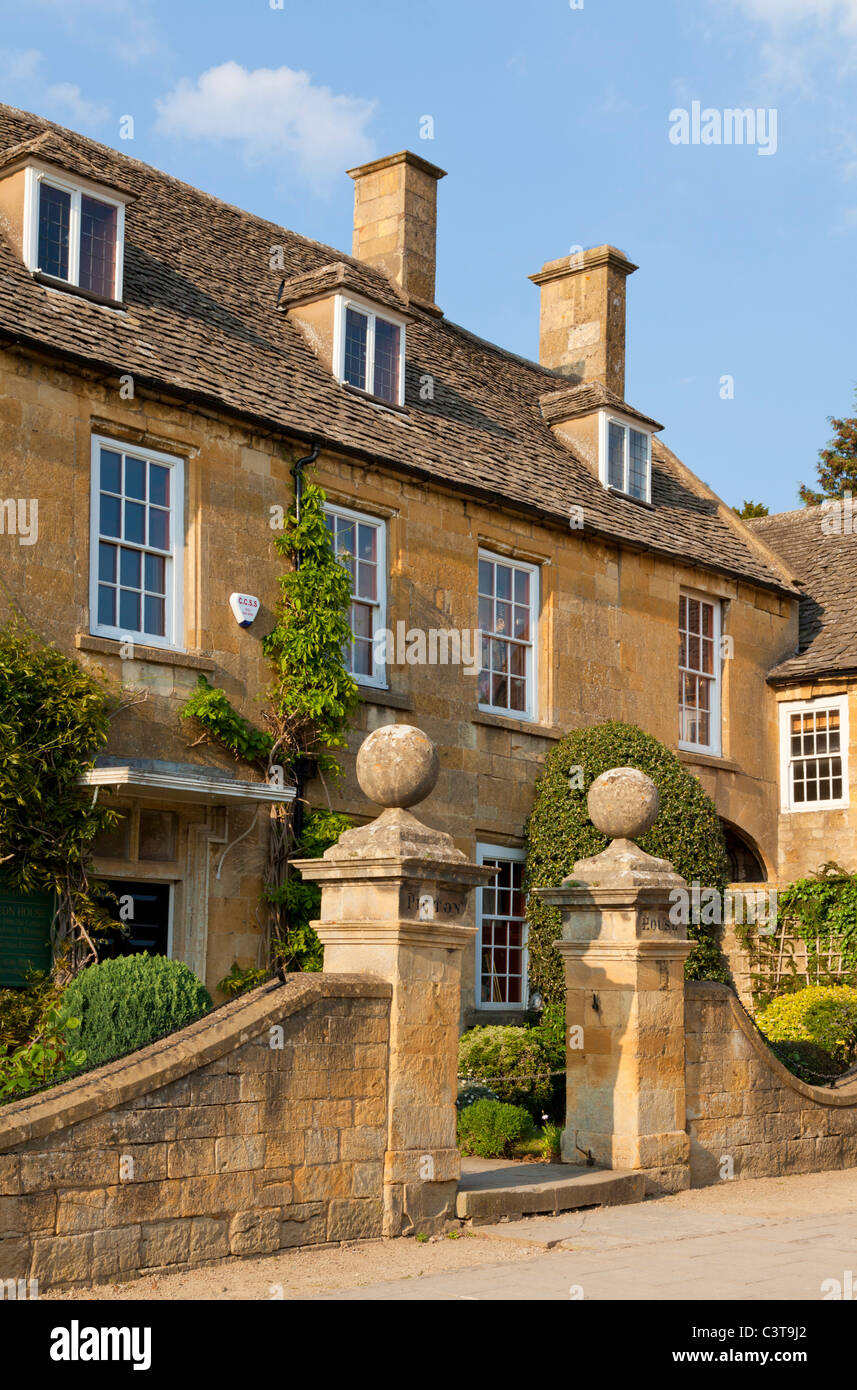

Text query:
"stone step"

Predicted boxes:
[[456, 1158, 646, 1224]]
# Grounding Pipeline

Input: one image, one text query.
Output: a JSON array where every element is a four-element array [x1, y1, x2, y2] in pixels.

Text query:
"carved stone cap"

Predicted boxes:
[[565, 767, 687, 890], [321, 806, 466, 864]]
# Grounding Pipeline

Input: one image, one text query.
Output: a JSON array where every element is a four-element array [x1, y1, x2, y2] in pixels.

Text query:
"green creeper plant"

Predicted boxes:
[[0, 1006, 85, 1100], [180, 475, 357, 973], [0, 616, 119, 979], [524, 721, 730, 1010]]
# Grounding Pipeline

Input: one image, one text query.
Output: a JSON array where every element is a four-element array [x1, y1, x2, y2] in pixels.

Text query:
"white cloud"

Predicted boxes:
[[154, 62, 377, 191], [0, 47, 43, 82], [21, 0, 168, 66], [43, 83, 110, 128], [725, 0, 857, 88]]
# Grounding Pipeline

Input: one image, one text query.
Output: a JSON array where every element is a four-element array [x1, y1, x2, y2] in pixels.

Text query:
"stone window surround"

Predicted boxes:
[[778, 692, 850, 814], [477, 548, 540, 724], [22, 161, 127, 301]]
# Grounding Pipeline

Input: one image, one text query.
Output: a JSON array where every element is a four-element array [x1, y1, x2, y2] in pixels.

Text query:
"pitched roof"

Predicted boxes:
[[0, 104, 795, 597], [747, 507, 857, 682]]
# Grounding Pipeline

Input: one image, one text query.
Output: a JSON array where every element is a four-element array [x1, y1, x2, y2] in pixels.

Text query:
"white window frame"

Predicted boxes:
[[477, 549, 539, 723], [475, 844, 529, 1012], [332, 293, 407, 407], [22, 162, 126, 300], [779, 694, 850, 813], [324, 501, 387, 689], [598, 410, 652, 503], [89, 434, 185, 652], [678, 589, 722, 757]]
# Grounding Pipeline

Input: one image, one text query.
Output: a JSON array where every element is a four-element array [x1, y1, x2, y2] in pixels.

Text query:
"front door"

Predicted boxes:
[[98, 880, 172, 958]]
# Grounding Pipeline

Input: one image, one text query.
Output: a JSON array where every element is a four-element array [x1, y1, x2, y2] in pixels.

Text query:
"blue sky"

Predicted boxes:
[[1, 0, 855, 514]]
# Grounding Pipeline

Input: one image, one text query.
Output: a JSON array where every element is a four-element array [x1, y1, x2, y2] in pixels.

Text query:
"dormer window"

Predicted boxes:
[[24, 166, 125, 301], [599, 413, 652, 502], [335, 296, 406, 406]]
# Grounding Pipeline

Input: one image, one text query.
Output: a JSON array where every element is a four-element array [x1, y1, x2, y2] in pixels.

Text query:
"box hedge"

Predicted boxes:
[[61, 954, 213, 1071]]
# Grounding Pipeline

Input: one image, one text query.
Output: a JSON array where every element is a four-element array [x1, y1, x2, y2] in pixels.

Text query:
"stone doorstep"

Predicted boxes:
[[455, 1158, 646, 1226]]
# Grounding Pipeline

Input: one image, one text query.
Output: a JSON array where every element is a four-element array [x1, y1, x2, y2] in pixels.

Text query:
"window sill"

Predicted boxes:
[[33, 270, 125, 311], [76, 634, 216, 672], [678, 748, 738, 772], [781, 802, 850, 815], [341, 382, 409, 416], [358, 685, 414, 711], [604, 484, 654, 509], [473, 710, 563, 740]]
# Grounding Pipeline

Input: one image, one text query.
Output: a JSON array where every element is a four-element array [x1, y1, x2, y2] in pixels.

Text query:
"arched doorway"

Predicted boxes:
[[720, 821, 767, 882]]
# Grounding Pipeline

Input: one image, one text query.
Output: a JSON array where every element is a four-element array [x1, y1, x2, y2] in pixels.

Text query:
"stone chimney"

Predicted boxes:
[[529, 245, 637, 396], [347, 151, 446, 312]]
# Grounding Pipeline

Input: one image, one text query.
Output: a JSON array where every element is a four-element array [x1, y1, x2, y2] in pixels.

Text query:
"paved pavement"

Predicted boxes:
[[320, 1169, 857, 1301]]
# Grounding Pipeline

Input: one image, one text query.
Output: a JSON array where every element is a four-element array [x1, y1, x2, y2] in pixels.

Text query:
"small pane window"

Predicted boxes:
[[478, 854, 528, 1007], [325, 506, 385, 685], [37, 183, 71, 280], [679, 593, 720, 752], [373, 318, 401, 403], [344, 308, 368, 389], [339, 300, 405, 405], [603, 418, 651, 501], [92, 441, 181, 645], [478, 554, 537, 719], [785, 704, 847, 810], [79, 195, 117, 298]]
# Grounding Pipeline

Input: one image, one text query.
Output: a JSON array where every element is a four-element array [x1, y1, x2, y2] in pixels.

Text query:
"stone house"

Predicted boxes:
[[0, 103, 809, 1018]]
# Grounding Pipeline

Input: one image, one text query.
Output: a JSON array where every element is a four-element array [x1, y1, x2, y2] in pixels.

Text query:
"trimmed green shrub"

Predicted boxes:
[[756, 985, 857, 1071], [525, 721, 730, 1008], [62, 955, 213, 1071], [457, 1098, 534, 1158], [458, 1023, 562, 1120]]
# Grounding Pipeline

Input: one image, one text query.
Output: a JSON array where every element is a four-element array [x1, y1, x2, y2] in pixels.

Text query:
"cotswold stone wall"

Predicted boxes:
[[685, 982, 857, 1186], [0, 976, 390, 1289]]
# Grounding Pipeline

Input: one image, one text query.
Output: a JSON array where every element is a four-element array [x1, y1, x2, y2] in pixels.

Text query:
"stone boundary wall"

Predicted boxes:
[[0, 975, 391, 1289], [686, 982, 857, 1186]]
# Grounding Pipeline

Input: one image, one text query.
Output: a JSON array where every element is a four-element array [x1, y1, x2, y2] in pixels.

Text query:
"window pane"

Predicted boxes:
[[344, 308, 368, 389], [149, 465, 169, 507], [478, 559, 494, 595], [608, 422, 625, 489], [100, 493, 121, 538], [37, 184, 71, 280], [357, 524, 377, 562], [97, 584, 115, 626], [119, 588, 140, 630], [124, 501, 145, 545], [98, 542, 116, 582], [125, 456, 146, 500], [373, 318, 401, 402], [356, 562, 377, 601], [148, 508, 169, 551], [496, 565, 512, 600], [119, 547, 141, 588], [100, 449, 121, 494], [79, 195, 117, 298], [629, 429, 648, 498], [144, 553, 165, 594], [143, 594, 165, 637]]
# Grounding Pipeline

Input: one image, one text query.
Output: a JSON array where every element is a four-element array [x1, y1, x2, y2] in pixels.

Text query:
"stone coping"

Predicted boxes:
[[688, 982, 857, 1107], [0, 974, 390, 1150]]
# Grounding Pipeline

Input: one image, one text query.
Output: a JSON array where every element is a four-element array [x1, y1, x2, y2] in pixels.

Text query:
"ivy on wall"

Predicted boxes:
[[738, 862, 857, 1005], [0, 617, 118, 980], [524, 721, 731, 1010], [180, 475, 358, 972]]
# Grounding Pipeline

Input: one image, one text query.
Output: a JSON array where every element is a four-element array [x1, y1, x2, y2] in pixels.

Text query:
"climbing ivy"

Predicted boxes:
[[180, 474, 357, 973], [0, 617, 119, 978]]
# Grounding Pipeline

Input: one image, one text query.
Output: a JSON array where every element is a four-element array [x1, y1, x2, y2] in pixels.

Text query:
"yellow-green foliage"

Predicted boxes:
[[756, 985, 857, 1069]]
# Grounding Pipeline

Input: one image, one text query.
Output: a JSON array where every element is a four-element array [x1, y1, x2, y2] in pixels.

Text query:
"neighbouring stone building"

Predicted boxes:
[[0, 102, 829, 1018]]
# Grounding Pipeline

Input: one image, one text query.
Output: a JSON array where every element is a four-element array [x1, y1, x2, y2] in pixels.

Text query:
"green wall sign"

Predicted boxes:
[[0, 879, 54, 986]]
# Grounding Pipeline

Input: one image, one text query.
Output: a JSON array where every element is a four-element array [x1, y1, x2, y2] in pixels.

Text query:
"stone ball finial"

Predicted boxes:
[[587, 767, 659, 842], [356, 724, 440, 809]]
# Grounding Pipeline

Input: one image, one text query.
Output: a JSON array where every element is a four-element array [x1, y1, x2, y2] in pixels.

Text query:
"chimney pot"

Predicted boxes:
[[529, 245, 637, 396], [347, 150, 446, 312]]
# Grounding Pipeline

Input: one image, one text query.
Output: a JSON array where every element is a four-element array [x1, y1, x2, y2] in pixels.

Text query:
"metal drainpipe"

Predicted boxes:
[[288, 441, 320, 845]]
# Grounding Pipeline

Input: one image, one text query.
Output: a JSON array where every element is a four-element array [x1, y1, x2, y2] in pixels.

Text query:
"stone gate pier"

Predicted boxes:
[[296, 724, 495, 1236], [536, 767, 694, 1195]]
